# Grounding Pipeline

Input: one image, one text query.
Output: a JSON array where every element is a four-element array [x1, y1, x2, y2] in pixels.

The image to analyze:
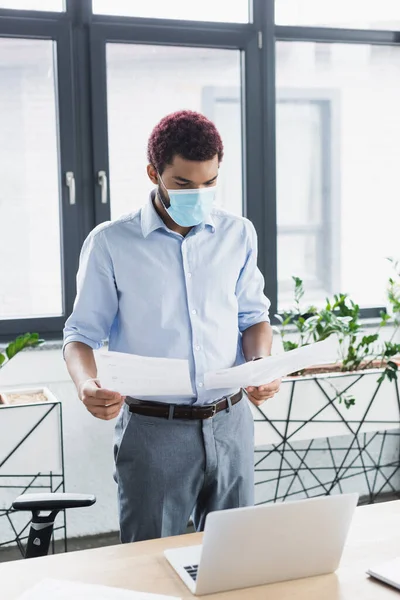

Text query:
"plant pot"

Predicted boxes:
[[0, 388, 53, 406], [297, 357, 400, 377]]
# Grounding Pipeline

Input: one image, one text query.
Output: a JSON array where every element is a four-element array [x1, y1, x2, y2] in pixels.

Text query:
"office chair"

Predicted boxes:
[[12, 492, 96, 559]]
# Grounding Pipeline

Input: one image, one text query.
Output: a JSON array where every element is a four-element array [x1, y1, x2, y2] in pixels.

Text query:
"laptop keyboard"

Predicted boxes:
[[184, 564, 199, 581]]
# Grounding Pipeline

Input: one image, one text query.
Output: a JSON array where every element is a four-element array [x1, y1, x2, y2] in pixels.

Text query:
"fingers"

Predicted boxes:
[[79, 379, 124, 419], [257, 379, 282, 394], [247, 394, 274, 407], [83, 399, 123, 414], [246, 378, 281, 407], [247, 379, 281, 395], [93, 387, 123, 402], [81, 381, 123, 404], [78, 377, 125, 420], [89, 402, 123, 421], [83, 391, 122, 406], [247, 388, 275, 401]]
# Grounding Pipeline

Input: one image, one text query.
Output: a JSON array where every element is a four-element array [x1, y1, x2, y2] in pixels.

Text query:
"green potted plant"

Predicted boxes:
[[274, 258, 400, 407], [252, 260, 400, 505]]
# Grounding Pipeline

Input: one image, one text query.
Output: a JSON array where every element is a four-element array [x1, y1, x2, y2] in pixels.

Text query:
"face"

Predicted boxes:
[[147, 154, 219, 198]]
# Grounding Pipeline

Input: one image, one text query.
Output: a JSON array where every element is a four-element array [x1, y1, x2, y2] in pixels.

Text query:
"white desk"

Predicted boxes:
[[1, 500, 399, 599]]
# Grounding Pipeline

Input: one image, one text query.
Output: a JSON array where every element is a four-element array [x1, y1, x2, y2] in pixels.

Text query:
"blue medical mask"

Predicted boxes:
[[158, 177, 217, 227]]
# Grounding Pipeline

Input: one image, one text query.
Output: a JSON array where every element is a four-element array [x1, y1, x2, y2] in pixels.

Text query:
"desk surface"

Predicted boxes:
[[1, 500, 400, 600]]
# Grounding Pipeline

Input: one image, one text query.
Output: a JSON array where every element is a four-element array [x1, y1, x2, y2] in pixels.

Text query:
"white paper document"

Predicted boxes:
[[18, 579, 181, 600], [96, 350, 194, 397], [204, 338, 337, 390]]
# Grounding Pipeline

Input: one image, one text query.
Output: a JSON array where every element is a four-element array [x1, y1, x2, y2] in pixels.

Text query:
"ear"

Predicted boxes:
[[147, 164, 159, 185]]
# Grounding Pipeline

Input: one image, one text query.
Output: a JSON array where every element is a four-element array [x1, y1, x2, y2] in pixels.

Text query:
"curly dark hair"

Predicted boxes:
[[147, 110, 224, 174]]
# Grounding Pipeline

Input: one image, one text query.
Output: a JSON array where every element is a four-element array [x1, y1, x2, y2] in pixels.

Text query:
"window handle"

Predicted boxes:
[[98, 170, 108, 204], [65, 171, 76, 206]]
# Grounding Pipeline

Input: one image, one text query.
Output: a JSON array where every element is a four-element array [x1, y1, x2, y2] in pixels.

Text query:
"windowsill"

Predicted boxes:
[[0, 317, 388, 354], [0, 339, 64, 353], [277, 316, 385, 334]]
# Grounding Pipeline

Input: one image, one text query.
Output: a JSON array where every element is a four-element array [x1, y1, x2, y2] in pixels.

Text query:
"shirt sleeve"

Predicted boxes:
[[63, 229, 118, 352], [236, 221, 271, 332]]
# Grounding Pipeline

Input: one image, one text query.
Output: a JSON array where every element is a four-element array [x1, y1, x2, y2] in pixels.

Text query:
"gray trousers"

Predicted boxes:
[[113, 395, 255, 543]]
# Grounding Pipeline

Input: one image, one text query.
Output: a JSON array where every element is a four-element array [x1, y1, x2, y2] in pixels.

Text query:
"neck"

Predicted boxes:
[[153, 190, 192, 237]]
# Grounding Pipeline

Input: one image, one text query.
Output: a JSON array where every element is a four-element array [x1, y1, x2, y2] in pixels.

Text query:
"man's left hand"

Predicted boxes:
[[246, 379, 281, 407]]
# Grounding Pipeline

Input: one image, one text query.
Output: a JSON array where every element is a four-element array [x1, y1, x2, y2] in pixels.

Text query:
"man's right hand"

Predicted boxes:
[[79, 378, 124, 421]]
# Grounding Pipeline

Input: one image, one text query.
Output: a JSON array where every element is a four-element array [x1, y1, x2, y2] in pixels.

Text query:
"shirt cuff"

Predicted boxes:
[[239, 315, 270, 333], [62, 334, 102, 356]]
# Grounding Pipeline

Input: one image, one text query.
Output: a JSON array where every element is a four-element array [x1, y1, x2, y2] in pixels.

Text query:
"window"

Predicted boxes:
[[275, 0, 400, 30], [0, 0, 64, 10], [202, 87, 243, 216], [1, 0, 399, 338], [276, 41, 400, 309], [276, 93, 338, 309], [0, 38, 63, 319], [106, 45, 243, 219], [93, 0, 250, 23]]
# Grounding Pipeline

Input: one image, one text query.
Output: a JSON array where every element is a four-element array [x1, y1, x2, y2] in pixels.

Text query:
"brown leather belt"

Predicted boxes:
[[127, 390, 242, 420]]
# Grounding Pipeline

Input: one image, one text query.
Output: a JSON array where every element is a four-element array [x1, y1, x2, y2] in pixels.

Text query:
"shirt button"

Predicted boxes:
[[195, 345, 201, 351], [187, 273, 192, 278], [192, 309, 197, 315], [198, 382, 204, 388]]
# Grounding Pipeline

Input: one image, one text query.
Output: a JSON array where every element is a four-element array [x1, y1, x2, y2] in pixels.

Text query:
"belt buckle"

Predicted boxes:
[[209, 404, 217, 418]]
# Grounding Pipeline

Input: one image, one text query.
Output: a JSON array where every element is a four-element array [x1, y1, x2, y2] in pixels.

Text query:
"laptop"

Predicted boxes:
[[164, 493, 358, 596], [367, 557, 400, 590]]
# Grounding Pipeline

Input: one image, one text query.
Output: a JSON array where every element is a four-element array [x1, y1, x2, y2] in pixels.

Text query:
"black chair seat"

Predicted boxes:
[[13, 492, 96, 512]]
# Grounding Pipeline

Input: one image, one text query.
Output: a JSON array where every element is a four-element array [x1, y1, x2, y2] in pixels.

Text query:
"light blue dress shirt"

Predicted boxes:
[[63, 193, 270, 405]]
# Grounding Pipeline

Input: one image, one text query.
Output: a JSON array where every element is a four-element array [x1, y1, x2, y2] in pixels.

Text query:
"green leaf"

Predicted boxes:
[[380, 310, 391, 327], [283, 341, 299, 352], [359, 334, 379, 347], [344, 395, 356, 409], [293, 276, 303, 289], [6, 342, 17, 360], [383, 342, 400, 358], [336, 391, 356, 409], [0, 353, 5, 367], [25, 333, 43, 347], [4, 332, 44, 362], [293, 276, 304, 304]]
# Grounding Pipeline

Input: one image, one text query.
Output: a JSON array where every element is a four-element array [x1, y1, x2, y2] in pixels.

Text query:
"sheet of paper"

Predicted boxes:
[[96, 350, 194, 397], [17, 579, 181, 600], [204, 338, 337, 390]]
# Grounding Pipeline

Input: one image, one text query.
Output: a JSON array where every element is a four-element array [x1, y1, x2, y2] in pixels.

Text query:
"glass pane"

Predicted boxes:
[[276, 41, 400, 310], [276, 0, 400, 30], [0, 38, 63, 319], [93, 0, 249, 23], [106, 44, 243, 219], [277, 100, 325, 302], [0, 0, 64, 10]]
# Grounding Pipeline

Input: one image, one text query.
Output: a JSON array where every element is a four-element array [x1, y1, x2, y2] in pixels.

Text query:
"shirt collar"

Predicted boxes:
[[204, 211, 216, 232], [140, 191, 217, 238], [140, 192, 167, 238]]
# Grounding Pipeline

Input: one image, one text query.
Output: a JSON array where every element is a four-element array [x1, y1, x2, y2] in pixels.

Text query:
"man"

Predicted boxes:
[[63, 110, 280, 543]]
